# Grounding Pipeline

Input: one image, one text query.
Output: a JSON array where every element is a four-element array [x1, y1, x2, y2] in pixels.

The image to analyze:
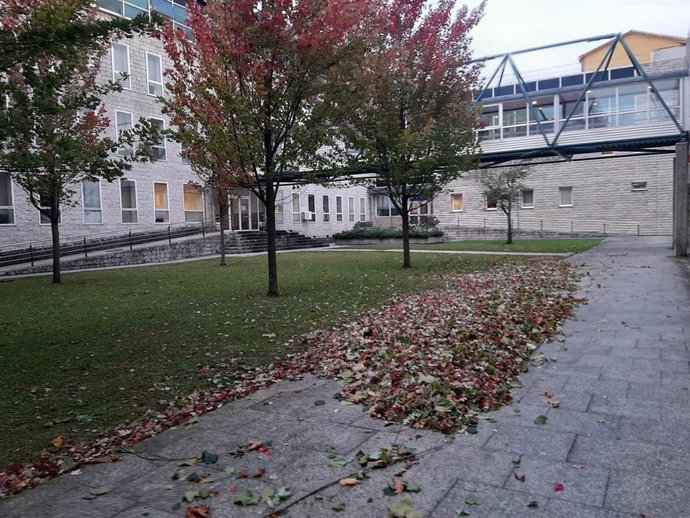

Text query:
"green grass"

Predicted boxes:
[[346, 238, 602, 254], [0, 251, 516, 468]]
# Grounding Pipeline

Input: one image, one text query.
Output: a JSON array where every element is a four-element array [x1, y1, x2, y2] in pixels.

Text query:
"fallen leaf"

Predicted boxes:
[[332, 501, 346, 512], [244, 440, 263, 451], [200, 451, 218, 464], [387, 499, 424, 518], [527, 501, 539, 508], [533, 415, 548, 425], [186, 504, 211, 518], [184, 491, 200, 503], [514, 473, 526, 482], [553, 483, 565, 492], [571, 464, 585, 470], [233, 489, 260, 506], [51, 436, 64, 449], [89, 487, 110, 497], [328, 456, 350, 468], [339, 477, 359, 487], [540, 390, 555, 398], [313, 400, 326, 406], [546, 398, 560, 408], [465, 496, 482, 506], [252, 468, 266, 479]]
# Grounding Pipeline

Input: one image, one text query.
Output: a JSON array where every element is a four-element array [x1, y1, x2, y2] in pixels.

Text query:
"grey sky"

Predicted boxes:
[[465, 0, 690, 82]]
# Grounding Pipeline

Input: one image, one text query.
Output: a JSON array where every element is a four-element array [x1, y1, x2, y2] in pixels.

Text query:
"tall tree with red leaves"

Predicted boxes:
[[339, 0, 486, 268], [161, 0, 369, 296]]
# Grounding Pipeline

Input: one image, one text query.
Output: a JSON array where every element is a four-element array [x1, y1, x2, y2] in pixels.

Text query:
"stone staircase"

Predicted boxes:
[[224, 231, 332, 254]]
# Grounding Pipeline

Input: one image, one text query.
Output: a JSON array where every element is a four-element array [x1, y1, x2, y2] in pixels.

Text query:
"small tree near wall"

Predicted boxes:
[[473, 163, 532, 244]]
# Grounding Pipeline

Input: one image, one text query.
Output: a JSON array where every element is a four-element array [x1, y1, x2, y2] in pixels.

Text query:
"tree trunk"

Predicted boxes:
[[401, 208, 411, 269], [506, 201, 513, 245], [264, 182, 279, 297], [217, 187, 229, 266], [50, 197, 61, 284]]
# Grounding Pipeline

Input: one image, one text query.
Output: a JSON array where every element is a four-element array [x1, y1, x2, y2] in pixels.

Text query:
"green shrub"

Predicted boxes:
[[333, 228, 444, 240]]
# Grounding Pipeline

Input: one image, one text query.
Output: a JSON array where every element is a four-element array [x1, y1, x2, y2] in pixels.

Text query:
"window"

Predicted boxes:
[[307, 194, 316, 222], [112, 43, 131, 90], [359, 197, 366, 221], [0, 173, 14, 224], [348, 196, 355, 222], [154, 182, 169, 222], [376, 196, 400, 217], [146, 52, 163, 97], [559, 186, 573, 207], [336, 196, 343, 222], [97, 0, 148, 20], [292, 193, 300, 223], [120, 179, 138, 223], [39, 195, 61, 225], [82, 180, 103, 223], [184, 184, 204, 222], [451, 193, 463, 212], [486, 196, 497, 210], [522, 189, 534, 208], [150, 0, 191, 30], [275, 190, 284, 224], [180, 143, 191, 164], [631, 181, 648, 191], [322, 195, 330, 222], [148, 118, 166, 161], [115, 111, 133, 156]]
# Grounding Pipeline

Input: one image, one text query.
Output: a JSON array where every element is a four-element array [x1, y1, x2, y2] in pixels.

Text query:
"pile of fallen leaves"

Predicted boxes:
[[297, 258, 582, 433], [0, 258, 582, 499]]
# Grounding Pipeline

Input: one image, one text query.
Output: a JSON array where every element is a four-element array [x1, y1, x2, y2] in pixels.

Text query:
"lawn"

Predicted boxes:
[[0, 251, 515, 469], [345, 238, 602, 254]]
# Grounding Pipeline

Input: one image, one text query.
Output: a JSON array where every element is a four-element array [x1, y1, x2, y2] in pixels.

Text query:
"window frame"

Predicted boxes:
[[145, 51, 164, 97], [558, 186, 573, 207], [451, 193, 464, 212], [348, 196, 355, 222], [112, 42, 131, 90], [147, 117, 167, 161], [631, 181, 648, 192], [119, 178, 139, 224], [521, 188, 534, 209], [115, 110, 134, 157], [485, 196, 498, 211], [82, 180, 103, 224], [322, 195, 330, 222], [183, 183, 204, 223], [336, 196, 343, 222], [292, 193, 301, 223], [0, 172, 15, 226], [359, 197, 366, 222], [153, 181, 170, 223]]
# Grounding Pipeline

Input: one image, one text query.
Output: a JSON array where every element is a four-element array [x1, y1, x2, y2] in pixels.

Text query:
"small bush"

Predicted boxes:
[[333, 228, 444, 240]]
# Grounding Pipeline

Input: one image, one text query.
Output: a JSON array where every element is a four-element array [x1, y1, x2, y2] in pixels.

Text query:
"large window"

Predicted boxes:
[[112, 43, 131, 90], [322, 195, 330, 222], [275, 190, 284, 224], [146, 52, 164, 97], [307, 194, 316, 222], [148, 118, 166, 161], [0, 173, 14, 225], [348, 196, 355, 222], [82, 181, 103, 223], [120, 179, 138, 223], [98, 0, 148, 19], [183, 184, 204, 223], [154, 182, 169, 223], [292, 193, 300, 223], [115, 111, 133, 156], [376, 196, 400, 217], [451, 193, 463, 212], [151, 0, 190, 30], [336, 196, 343, 222], [559, 186, 573, 207], [359, 197, 366, 221]]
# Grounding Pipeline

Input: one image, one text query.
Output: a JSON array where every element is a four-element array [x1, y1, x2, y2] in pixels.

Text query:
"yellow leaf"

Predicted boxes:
[[338, 478, 359, 487], [51, 436, 64, 449]]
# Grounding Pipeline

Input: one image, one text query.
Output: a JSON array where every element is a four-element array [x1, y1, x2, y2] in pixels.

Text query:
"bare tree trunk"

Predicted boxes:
[[50, 215, 62, 284], [401, 209, 411, 269], [505, 201, 513, 245], [217, 187, 229, 266], [265, 181, 279, 297]]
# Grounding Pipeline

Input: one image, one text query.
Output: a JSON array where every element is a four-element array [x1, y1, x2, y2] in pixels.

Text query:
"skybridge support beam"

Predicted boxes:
[[673, 140, 689, 257]]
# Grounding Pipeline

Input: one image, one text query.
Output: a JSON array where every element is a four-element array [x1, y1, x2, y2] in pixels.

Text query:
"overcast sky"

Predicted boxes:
[[465, 0, 690, 82]]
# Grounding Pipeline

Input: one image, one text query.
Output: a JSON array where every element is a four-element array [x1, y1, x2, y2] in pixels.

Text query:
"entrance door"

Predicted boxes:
[[240, 198, 250, 230]]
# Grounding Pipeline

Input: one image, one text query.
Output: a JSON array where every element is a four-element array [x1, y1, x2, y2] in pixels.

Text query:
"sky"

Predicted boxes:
[[464, 0, 690, 83]]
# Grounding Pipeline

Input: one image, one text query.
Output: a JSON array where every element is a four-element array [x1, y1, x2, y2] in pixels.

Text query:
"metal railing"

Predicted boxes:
[[445, 216, 644, 237], [0, 221, 215, 268]]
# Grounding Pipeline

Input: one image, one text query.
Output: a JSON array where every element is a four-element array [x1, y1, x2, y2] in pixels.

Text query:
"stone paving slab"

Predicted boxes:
[[2, 237, 690, 517]]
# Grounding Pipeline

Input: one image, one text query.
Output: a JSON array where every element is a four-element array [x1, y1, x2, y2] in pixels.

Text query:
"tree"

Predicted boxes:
[[0, 0, 156, 284], [473, 163, 532, 244], [161, 0, 368, 297], [338, 0, 485, 268]]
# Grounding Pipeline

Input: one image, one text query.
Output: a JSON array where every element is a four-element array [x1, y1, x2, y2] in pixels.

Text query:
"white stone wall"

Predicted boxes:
[[1, 30, 201, 248], [436, 153, 674, 236], [275, 184, 371, 238]]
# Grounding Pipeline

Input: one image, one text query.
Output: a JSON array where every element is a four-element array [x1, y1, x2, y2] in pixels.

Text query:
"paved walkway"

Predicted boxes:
[[2, 237, 689, 517]]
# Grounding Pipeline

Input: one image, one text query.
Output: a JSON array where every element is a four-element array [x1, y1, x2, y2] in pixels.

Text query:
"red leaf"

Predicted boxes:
[[553, 483, 565, 492]]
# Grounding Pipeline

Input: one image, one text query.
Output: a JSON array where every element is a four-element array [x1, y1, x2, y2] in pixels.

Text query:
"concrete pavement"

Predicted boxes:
[[1, 236, 689, 517]]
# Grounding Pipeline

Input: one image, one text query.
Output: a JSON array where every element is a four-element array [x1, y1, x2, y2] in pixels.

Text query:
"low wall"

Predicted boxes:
[[1, 236, 222, 277]]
